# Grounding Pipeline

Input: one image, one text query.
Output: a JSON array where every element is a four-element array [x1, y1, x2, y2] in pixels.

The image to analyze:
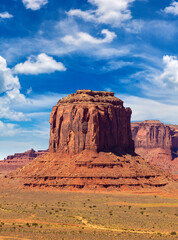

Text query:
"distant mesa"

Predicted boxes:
[[6, 90, 174, 191], [131, 120, 178, 175], [0, 149, 48, 175]]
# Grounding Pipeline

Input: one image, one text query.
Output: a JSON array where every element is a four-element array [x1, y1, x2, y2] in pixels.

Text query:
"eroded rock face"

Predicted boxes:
[[131, 120, 172, 150], [169, 125, 178, 158], [131, 121, 178, 175], [49, 90, 134, 155]]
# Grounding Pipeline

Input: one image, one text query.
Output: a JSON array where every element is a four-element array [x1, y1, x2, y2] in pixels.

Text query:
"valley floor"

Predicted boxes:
[[0, 180, 177, 240]]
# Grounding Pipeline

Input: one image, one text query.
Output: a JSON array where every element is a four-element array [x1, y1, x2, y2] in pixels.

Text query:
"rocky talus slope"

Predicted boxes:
[[6, 91, 174, 191], [9, 151, 170, 190], [131, 121, 178, 175]]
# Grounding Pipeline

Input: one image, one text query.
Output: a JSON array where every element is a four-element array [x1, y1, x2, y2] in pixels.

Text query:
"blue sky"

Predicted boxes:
[[0, 0, 178, 159]]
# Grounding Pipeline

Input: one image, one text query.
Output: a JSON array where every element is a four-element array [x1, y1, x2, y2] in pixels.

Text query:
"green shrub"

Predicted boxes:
[[32, 223, 38, 227]]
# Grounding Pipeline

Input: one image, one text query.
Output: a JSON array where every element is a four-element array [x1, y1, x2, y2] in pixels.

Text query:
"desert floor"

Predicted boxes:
[[0, 180, 177, 240]]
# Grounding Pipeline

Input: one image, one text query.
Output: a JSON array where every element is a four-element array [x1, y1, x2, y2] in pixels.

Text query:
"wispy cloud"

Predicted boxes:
[[142, 54, 178, 92], [22, 0, 48, 10], [0, 121, 19, 136], [102, 60, 133, 71], [13, 92, 65, 112], [14, 53, 66, 75], [0, 17, 129, 62], [67, 0, 136, 27], [0, 121, 50, 159], [125, 54, 178, 104], [163, 1, 178, 15], [0, 12, 13, 19], [119, 94, 178, 124], [61, 29, 117, 46]]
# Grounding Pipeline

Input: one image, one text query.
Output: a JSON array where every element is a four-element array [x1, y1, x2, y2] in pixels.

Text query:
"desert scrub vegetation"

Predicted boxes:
[[0, 190, 177, 240]]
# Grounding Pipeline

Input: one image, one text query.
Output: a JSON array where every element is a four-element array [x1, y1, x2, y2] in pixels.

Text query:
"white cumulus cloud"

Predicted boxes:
[[0, 56, 28, 121], [22, 0, 48, 10], [67, 0, 135, 27], [0, 56, 20, 94], [14, 53, 66, 75], [160, 55, 178, 85], [0, 12, 13, 19], [164, 1, 178, 15], [61, 29, 117, 46]]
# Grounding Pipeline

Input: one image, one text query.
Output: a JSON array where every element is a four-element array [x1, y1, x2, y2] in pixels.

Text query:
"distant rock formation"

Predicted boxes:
[[169, 125, 178, 159], [132, 120, 172, 150], [6, 149, 37, 160], [131, 121, 178, 175], [6, 90, 173, 191], [0, 149, 48, 175], [49, 90, 134, 155]]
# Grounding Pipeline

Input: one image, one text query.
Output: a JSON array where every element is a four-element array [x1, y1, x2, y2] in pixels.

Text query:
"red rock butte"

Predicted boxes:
[[49, 90, 134, 155], [131, 120, 178, 175], [5, 90, 174, 191]]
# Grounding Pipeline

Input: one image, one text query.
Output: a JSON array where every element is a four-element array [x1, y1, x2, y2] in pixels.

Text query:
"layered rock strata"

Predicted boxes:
[[6, 91, 174, 191], [169, 125, 178, 159], [131, 120, 172, 150], [131, 121, 178, 175], [9, 151, 170, 190], [0, 149, 48, 175]]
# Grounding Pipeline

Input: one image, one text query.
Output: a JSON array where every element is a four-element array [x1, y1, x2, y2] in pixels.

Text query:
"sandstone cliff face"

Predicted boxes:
[[49, 90, 134, 155], [131, 120, 172, 150], [169, 125, 178, 158], [131, 121, 178, 175]]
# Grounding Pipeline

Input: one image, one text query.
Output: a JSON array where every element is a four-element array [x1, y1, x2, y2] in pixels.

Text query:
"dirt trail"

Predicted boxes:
[[74, 216, 171, 236]]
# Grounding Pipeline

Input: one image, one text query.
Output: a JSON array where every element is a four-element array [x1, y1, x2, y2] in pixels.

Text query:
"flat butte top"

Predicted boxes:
[[132, 120, 164, 127], [57, 90, 123, 106]]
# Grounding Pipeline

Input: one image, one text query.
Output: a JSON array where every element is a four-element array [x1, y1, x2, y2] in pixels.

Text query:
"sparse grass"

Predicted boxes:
[[0, 188, 177, 240]]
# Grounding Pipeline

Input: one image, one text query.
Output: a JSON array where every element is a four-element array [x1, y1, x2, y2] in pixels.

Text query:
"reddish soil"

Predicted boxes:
[[6, 150, 175, 191]]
